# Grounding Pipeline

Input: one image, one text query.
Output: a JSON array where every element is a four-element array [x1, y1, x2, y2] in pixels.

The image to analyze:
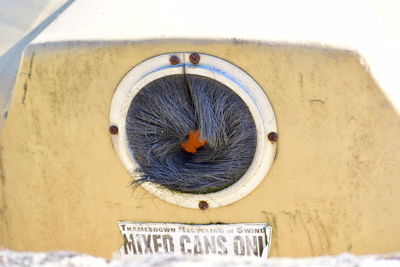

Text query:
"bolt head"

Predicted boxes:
[[169, 55, 180, 65], [198, 201, 209, 210], [189, 53, 201, 65], [268, 132, 278, 143], [109, 125, 119, 135]]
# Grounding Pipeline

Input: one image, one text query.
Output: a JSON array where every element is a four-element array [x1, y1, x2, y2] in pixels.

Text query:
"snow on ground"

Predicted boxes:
[[0, 250, 400, 267]]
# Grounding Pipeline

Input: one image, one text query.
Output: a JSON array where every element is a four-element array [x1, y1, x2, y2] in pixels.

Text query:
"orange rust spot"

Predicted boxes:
[[181, 130, 207, 154]]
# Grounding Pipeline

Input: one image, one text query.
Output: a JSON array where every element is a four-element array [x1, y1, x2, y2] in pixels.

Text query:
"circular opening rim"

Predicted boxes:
[[110, 52, 277, 209]]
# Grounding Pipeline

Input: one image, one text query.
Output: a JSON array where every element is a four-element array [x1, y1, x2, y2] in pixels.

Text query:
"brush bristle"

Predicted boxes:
[[126, 74, 256, 194]]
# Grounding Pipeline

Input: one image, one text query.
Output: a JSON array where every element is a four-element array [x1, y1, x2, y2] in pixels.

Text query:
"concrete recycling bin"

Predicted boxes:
[[0, 0, 399, 258]]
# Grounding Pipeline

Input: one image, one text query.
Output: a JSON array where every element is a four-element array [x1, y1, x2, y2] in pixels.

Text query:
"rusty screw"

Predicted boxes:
[[198, 201, 209, 210], [109, 125, 119, 135], [189, 53, 201, 65], [169, 55, 180, 65], [268, 132, 278, 143]]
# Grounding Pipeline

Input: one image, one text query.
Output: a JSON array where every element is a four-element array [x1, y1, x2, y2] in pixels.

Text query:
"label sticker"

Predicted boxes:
[[117, 222, 271, 258]]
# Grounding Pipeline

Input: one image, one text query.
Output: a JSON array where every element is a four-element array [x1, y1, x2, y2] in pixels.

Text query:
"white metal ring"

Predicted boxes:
[[110, 52, 277, 209]]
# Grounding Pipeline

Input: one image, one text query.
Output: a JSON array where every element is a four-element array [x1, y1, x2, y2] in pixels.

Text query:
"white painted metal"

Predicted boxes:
[[29, 0, 400, 113]]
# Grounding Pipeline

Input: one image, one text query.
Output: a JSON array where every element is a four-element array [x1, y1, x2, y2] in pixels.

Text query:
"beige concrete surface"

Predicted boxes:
[[0, 40, 399, 258]]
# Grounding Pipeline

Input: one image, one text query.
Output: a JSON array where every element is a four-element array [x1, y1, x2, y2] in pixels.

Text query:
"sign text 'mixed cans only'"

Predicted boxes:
[[118, 222, 272, 258]]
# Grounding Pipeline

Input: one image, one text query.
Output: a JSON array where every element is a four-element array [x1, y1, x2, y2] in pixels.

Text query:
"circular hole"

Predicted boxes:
[[126, 74, 257, 194], [110, 52, 278, 208]]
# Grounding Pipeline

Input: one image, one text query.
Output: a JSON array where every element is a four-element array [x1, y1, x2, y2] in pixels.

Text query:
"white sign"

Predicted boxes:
[[117, 222, 272, 258]]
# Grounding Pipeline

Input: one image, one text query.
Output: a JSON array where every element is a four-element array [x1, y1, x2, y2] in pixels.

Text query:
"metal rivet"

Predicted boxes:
[[169, 55, 180, 65], [268, 132, 278, 143], [109, 126, 119, 135], [198, 201, 209, 210], [189, 53, 200, 65]]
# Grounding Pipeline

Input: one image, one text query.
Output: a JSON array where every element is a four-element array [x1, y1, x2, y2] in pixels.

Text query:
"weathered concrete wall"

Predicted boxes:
[[0, 40, 399, 258], [0, 0, 72, 123]]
